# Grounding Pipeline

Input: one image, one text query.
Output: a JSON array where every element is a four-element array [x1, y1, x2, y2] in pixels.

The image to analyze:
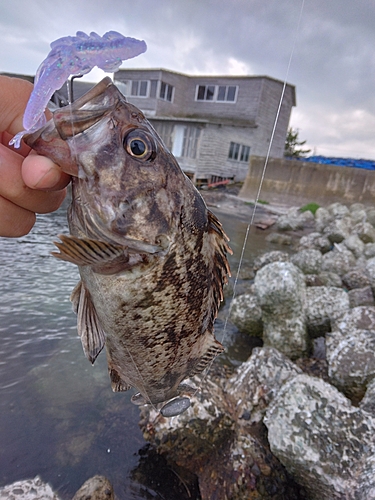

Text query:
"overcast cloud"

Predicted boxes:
[[1, 0, 374, 159]]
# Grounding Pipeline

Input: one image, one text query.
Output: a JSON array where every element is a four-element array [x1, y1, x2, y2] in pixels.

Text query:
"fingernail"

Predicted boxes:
[[34, 166, 61, 189]]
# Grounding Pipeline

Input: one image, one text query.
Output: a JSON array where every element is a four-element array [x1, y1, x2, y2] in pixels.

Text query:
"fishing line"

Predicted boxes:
[[193, 0, 306, 400]]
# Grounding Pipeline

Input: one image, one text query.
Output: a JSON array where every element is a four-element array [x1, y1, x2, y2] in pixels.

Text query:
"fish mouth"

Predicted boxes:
[[23, 77, 123, 176]]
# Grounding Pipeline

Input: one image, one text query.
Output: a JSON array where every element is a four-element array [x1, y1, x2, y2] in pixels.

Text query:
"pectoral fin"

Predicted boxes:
[[52, 234, 127, 269], [71, 281, 106, 364]]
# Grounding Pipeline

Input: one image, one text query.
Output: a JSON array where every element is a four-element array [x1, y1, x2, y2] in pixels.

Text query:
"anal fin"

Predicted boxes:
[[190, 338, 224, 375], [73, 281, 106, 364], [109, 367, 131, 392]]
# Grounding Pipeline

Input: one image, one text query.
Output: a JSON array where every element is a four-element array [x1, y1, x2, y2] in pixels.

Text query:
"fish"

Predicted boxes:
[[10, 31, 146, 148], [24, 77, 232, 415]]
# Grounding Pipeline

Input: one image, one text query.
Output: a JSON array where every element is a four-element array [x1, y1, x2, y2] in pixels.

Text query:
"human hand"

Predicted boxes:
[[0, 75, 70, 237]]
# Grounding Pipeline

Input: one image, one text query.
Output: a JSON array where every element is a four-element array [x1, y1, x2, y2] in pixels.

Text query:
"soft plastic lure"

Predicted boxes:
[[10, 31, 146, 148]]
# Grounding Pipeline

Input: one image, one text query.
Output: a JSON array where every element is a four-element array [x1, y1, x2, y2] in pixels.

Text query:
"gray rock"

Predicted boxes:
[[366, 257, 375, 293], [322, 217, 353, 243], [72, 476, 114, 500], [290, 248, 322, 274], [326, 306, 375, 402], [364, 243, 375, 259], [254, 262, 308, 359], [265, 373, 375, 500], [342, 234, 365, 258], [342, 269, 371, 289], [0, 477, 60, 500], [253, 250, 289, 272], [366, 207, 375, 227], [348, 286, 375, 308], [321, 246, 356, 276], [315, 207, 333, 233], [360, 378, 375, 414], [276, 207, 305, 231], [350, 202, 365, 213], [327, 202, 350, 218], [354, 221, 375, 243], [305, 286, 350, 337], [349, 209, 367, 225], [298, 232, 331, 253], [315, 271, 342, 288], [265, 232, 292, 245], [226, 346, 302, 423], [230, 293, 263, 336]]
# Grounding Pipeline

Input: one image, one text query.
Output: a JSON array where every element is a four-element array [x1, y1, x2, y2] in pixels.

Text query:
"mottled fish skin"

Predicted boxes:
[[24, 77, 231, 408]]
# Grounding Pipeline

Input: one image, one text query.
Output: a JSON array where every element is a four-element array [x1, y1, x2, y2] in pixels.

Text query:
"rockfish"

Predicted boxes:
[[24, 77, 231, 416]]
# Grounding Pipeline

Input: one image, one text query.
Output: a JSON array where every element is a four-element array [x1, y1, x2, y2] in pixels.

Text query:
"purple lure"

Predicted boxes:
[[10, 31, 146, 148]]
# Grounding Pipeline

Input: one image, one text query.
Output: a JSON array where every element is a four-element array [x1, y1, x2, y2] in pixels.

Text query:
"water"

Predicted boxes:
[[0, 200, 278, 499]]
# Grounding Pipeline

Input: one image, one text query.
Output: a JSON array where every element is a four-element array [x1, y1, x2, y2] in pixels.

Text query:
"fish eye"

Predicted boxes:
[[124, 130, 156, 161]]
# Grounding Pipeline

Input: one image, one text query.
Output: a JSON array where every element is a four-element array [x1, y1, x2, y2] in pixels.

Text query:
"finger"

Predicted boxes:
[[0, 144, 67, 214], [0, 195, 36, 237], [0, 76, 33, 135], [22, 154, 71, 191]]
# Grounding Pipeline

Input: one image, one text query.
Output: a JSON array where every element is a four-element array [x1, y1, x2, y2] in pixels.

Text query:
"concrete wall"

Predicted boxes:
[[239, 156, 375, 206]]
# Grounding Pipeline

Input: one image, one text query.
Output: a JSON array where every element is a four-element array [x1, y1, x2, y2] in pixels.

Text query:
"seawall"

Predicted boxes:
[[239, 156, 375, 207]]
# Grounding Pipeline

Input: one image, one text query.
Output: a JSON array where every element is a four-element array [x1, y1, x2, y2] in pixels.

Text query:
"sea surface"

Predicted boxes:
[[0, 200, 282, 499]]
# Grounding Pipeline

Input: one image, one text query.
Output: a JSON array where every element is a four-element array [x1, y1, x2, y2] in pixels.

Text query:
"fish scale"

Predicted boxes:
[[24, 77, 232, 416]]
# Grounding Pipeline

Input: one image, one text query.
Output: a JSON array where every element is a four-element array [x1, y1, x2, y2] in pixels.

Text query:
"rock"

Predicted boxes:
[[321, 246, 356, 276], [342, 268, 371, 289], [349, 208, 367, 225], [327, 202, 350, 218], [0, 476, 60, 500], [253, 251, 289, 272], [72, 476, 114, 500], [305, 286, 349, 337], [265, 232, 292, 245], [276, 207, 305, 231], [354, 221, 375, 243], [366, 257, 375, 293], [360, 378, 375, 414], [315, 207, 333, 233], [304, 274, 325, 287], [364, 243, 375, 259], [226, 347, 302, 423], [322, 217, 353, 243], [297, 232, 331, 253], [315, 271, 342, 288], [366, 207, 375, 227], [350, 202, 365, 213], [139, 364, 304, 500], [254, 262, 308, 359], [342, 234, 365, 258], [230, 293, 263, 336], [290, 249, 322, 274], [348, 286, 375, 308], [326, 306, 375, 402], [264, 373, 375, 500]]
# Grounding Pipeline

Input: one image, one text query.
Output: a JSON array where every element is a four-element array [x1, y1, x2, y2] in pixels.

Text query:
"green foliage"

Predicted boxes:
[[300, 202, 320, 215], [284, 127, 311, 158]]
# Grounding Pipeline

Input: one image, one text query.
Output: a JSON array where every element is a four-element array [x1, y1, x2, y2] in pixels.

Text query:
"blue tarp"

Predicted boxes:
[[294, 155, 375, 171]]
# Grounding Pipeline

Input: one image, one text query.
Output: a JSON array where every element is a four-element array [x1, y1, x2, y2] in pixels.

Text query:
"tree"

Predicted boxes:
[[284, 127, 311, 158]]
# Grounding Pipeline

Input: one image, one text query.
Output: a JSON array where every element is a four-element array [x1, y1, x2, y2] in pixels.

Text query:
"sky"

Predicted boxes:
[[1, 0, 375, 159]]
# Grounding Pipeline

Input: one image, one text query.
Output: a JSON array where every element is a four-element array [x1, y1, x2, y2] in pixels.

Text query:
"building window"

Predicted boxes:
[[152, 122, 174, 151], [131, 80, 149, 97], [172, 125, 201, 159], [196, 84, 238, 103], [228, 142, 250, 162], [159, 82, 174, 102]]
